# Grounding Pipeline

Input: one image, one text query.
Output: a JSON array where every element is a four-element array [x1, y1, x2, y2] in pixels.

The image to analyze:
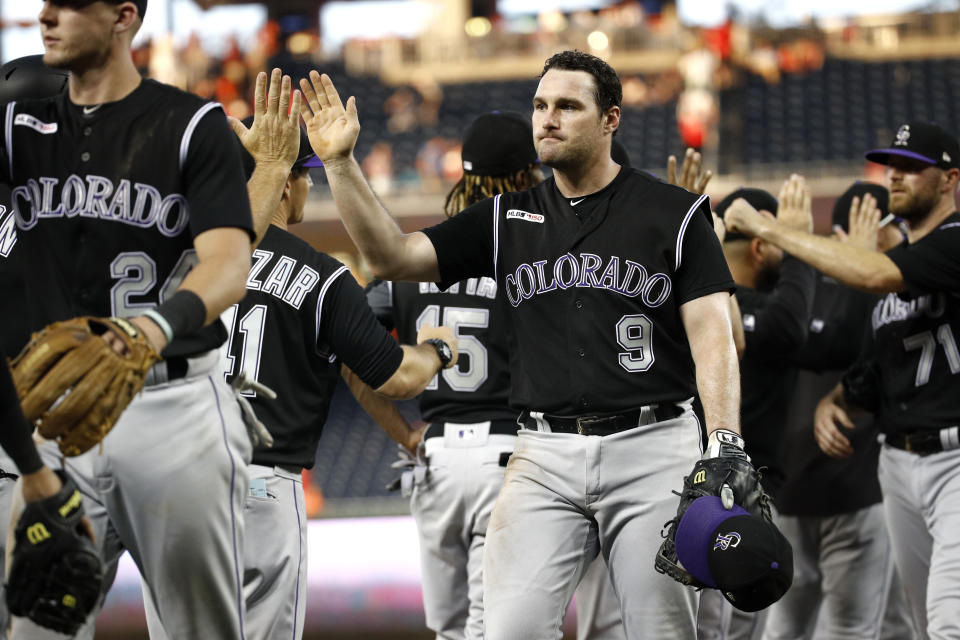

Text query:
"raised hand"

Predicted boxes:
[[777, 174, 813, 233], [228, 68, 302, 170], [666, 148, 713, 195], [723, 197, 766, 238], [298, 70, 361, 164], [835, 193, 881, 250]]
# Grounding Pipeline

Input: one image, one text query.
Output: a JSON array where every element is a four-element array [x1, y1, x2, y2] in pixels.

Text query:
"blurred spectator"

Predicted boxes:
[[362, 142, 396, 196], [385, 87, 418, 134]]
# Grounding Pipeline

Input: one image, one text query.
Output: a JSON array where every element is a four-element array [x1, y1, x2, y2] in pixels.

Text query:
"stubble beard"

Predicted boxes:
[[891, 185, 938, 225]]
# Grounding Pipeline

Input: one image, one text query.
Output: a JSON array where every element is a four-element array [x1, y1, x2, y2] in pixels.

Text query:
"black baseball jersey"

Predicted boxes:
[[366, 278, 515, 424], [0, 80, 253, 357], [777, 273, 882, 517], [422, 167, 734, 415], [222, 225, 404, 470], [735, 256, 816, 501], [860, 212, 960, 436]]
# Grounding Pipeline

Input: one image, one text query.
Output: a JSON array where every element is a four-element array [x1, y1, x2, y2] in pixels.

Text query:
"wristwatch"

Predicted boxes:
[[424, 338, 453, 369]]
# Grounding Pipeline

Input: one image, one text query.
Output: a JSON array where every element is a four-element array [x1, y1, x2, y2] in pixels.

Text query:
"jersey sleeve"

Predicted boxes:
[[319, 270, 404, 389], [672, 198, 735, 305], [885, 221, 960, 295], [421, 199, 495, 289], [0, 357, 42, 475], [364, 279, 395, 331], [180, 105, 254, 240], [738, 256, 816, 354]]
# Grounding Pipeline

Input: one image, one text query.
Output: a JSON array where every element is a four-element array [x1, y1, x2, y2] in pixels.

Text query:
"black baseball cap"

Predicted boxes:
[[461, 111, 538, 177], [865, 121, 960, 170], [675, 496, 793, 612], [240, 116, 319, 174], [831, 182, 889, 232], [0, 55, 68, 104], [715, 187, 778, 242]]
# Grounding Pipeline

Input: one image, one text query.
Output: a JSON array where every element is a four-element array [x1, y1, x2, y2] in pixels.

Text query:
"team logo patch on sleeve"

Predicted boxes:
[[14, 114, 58, 134], [505, 209, 544, 224]]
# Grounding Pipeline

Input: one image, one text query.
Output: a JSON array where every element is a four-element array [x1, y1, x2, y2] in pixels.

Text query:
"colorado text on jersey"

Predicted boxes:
[[502, 252, 672, 309]]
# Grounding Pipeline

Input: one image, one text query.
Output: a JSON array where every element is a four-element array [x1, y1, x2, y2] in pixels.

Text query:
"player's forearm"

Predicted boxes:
[[682, 293, 741, 435], [180, 231, 252, 322], [375, 343, 442, 400], [323, 157, 438, 281], [756, 220, 904, 293], [247, 163, 290, 246], [342, 366, 416, 449]]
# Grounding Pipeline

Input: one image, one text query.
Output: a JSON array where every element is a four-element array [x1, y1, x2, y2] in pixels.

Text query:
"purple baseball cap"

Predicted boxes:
[[675, 496, 793, 612], [865, 121, 960, 170]]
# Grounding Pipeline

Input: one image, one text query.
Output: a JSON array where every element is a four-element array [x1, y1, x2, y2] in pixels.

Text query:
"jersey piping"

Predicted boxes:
[[493, 193, 502, 281], [4, 102, 14, 179], [675, 193, 708, 270], [179, 102, 223, 171], [314, 264, 350, 341]]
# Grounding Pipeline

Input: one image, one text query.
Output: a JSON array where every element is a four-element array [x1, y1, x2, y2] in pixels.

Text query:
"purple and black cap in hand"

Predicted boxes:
[[675, 496, 793, 612], [865, 121, 960, 170]]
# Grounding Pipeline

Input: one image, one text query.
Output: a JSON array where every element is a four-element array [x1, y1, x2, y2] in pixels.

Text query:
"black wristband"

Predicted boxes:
[[144, 290, 207, 342]]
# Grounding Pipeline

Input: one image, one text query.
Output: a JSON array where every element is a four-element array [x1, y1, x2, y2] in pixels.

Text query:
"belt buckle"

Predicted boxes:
[[905, 437, 914, 453], [575, 415, 604, 435]]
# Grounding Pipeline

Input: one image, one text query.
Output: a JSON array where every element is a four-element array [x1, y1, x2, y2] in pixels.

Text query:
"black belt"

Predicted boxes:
[[423, 419, 521, 441], [278, 464, 304, 475], [523, 404, 685, 437], [886, 428, 960, 456]]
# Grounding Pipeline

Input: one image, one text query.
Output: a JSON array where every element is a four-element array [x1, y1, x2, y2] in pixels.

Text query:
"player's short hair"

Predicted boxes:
[[541, 50, 622, 113]]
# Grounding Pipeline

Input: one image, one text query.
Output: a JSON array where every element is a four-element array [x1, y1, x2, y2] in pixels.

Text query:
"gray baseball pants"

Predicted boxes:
[[483, 412, 702, 640]]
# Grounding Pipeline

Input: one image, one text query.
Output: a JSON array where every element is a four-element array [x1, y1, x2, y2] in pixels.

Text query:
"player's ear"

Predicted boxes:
[[281, 175, 293, 201], [602, 106, 620, 136], [942, 167, 960, 193], [749, 237, 766, 265], [113, 3, 141, 37]]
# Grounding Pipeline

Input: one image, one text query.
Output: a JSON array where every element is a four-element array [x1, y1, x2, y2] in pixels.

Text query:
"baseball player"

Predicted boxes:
[[351, 111, 540, 640], [0, 54, 69, 639], [139, 109, 457, 640], [699, 180, 816, 640], [300, 49, 740, 639], [723, 121, 960, 639], [0, 0, 288, 637], [763, 182, 915, 640]]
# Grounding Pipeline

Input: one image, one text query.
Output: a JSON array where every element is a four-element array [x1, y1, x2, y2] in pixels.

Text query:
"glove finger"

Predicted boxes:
[[37, 352, 124, 439], [11, 321, 91, 393], [21, 339, 107, 423]]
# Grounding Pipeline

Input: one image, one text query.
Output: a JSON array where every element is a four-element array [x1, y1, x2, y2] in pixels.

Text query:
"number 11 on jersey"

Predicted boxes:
[[221, 303, 268, 396]]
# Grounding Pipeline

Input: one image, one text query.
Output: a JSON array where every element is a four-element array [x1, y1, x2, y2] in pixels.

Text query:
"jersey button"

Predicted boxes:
[[83, 127, 92, 136], [577, 348, 585, 357], [80, 151, 90, 162], [575, 298, 583, 309], [580, 397, 589, 408]]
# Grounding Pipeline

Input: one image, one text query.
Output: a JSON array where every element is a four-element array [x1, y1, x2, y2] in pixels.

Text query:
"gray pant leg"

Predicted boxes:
[[242, 465, 307, 640], [761, 515, 820, 640], [592, 414, 702, 640], [575, 556, 626, 640], [412, 432, 515, 640], [86, 371, 251, 640], [881, 565, 917, 640]]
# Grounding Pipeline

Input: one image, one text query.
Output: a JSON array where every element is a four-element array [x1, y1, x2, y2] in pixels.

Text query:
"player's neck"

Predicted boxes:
[[67, 50, 142, 107], [552, 156, 620, 199], [905, 196, 957, 243], [272, 207, 290, 231]]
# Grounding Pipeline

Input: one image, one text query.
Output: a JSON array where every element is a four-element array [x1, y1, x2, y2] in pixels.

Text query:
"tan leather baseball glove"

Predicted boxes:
[[10, 316, 161, 456]]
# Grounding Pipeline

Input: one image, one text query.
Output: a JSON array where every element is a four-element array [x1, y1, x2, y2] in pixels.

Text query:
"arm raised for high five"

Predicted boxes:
[[299, 71, 440, 282]]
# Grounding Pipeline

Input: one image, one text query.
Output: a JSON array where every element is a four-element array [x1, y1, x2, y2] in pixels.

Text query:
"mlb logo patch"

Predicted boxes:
[[14, 114, 57, 134], [506, 209, 544, 224]]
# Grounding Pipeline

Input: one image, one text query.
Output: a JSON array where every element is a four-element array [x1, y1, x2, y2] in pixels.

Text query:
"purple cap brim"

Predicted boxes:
[[675, 496, 749, 588], [301, 155, 324, 168], [864, 148, 937, 166]]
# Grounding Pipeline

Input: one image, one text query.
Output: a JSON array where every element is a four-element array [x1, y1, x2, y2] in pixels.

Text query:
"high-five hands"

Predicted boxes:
[[299, 71, 361, 165]]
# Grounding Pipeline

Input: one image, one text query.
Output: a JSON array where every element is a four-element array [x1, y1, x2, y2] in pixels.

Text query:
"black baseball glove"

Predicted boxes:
[[655, 429, 773, 587], [5, 470, 104, 634]]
